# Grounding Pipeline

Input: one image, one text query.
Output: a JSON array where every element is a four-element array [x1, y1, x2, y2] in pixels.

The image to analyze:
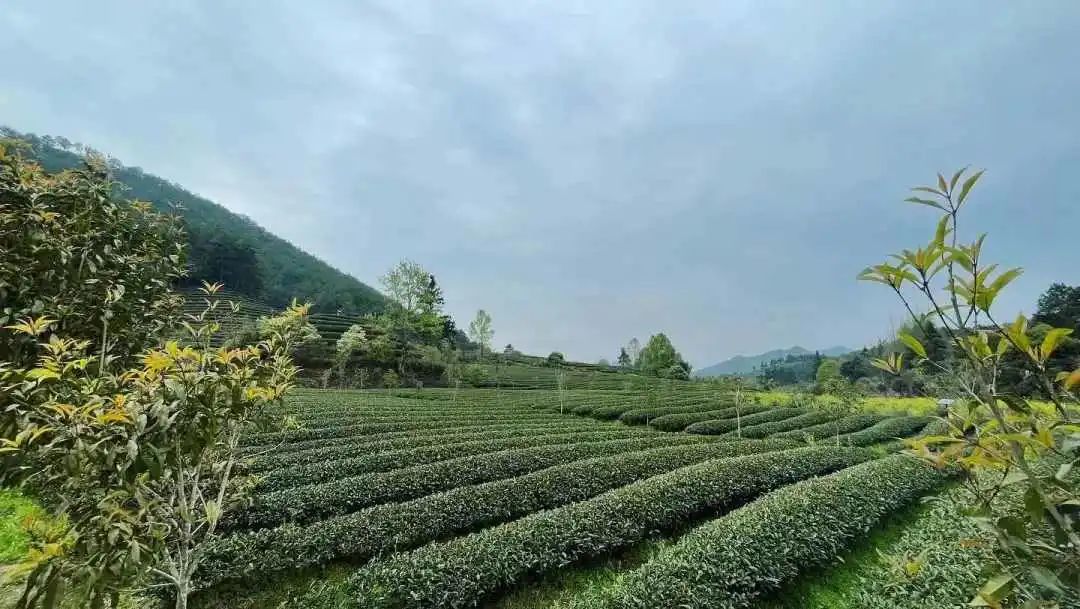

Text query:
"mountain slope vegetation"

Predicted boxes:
[[696, 345, 851, 377], [2, 127, 386, 314]]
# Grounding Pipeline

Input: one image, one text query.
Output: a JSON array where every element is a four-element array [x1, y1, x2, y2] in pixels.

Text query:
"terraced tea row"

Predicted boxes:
[[196, 388, 950, 609], [574, 455, 948, 609], [200, 438, 799, 590], [301, 446, 872, 609], [230, 435, 716, 530]]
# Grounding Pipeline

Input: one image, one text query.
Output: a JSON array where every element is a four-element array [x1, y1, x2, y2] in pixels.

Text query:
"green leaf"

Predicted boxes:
[[1039, 327, 1073, 362], [1024, 486, 1044, 524], [999, 395, 1031, 414], [1028, 566, 1065, 595], [1062, 368, 1080, 390], [205, 500, 221, 526], [933, 215, 951, 246], [982, 267, 1023, 310], [1054, 462, 1073, 483], [26, 368, 60, 381], [905, 197, 948, 211], [950, 167, 968, 191], [912, 186, 945, 196], [957, 169, 985, 207], [971, 573, 1014, 606], [937, 173, 948, 193], [897, 331, 928, 359], [996, 515, 1027, 540]]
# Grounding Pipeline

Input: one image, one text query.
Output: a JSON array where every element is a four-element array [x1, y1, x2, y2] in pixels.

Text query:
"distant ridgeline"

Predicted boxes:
[[695, 345, 852, 378], [2, 127, 386, 315]]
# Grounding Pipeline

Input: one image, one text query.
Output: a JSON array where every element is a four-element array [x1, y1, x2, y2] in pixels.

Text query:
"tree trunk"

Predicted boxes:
[[174, 581, 189, 609]]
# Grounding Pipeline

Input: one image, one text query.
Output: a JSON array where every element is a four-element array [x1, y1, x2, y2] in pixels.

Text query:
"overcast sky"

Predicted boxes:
[[3, 1, 1078, 366]]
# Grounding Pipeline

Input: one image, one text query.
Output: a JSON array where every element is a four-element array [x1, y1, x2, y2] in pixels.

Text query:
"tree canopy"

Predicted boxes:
[[637, 333, 691, 379]]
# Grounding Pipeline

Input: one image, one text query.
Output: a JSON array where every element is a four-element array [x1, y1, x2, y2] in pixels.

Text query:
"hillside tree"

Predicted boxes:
[[626, 338, 642, 367], [468, 309, 493, 360], [334, 324, 368, 387], [815, 359, 841, 385], [637, 333, 691, 379], [377, 260, 445, 376], [1032, 283, 1080, 331]]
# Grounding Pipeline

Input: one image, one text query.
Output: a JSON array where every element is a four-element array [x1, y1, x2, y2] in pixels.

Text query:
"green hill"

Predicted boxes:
[[2, 127, 386, 315], [695, 345, 852, 377]]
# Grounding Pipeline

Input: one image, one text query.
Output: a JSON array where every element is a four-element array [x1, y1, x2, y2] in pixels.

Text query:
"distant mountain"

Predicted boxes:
[[694, 345, 852, 377], [3, 127, 387, 315]]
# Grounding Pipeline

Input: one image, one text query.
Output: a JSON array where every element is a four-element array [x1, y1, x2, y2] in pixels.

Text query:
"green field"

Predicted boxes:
[[1, 387, 1034, 608], [159, 387, 958, 608]]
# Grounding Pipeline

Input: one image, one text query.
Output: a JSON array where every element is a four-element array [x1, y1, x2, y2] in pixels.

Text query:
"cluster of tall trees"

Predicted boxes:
[[616, 334, 691, 379], [314, 259, 489, 388]]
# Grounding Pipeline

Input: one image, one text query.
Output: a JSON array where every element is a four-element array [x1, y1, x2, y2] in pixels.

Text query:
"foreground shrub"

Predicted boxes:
[[305, 446, 871, 609], [581, 455, 948, 609]]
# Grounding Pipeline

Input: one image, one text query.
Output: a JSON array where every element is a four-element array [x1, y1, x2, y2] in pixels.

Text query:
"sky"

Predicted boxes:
[[2, 1, 1079, 367]]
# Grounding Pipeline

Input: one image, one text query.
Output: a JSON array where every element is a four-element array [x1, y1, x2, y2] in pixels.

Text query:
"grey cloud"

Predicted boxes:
[[3, 0, 1078, 365]]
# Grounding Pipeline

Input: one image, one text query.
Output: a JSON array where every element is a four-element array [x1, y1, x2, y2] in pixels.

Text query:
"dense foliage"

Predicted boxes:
[[0, 144, 306, 609], [636, 333, 692, 379], [0, 142, 184, 368]]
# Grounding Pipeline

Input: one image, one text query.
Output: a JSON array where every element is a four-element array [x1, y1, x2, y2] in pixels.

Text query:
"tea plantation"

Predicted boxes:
[[185, 386, 959, 609]]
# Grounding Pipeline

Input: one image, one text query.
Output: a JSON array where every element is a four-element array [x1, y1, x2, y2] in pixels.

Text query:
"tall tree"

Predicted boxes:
[[377, 260, 444, 375], [626, 338, 642, 367], [468, 309, 493, 359], [1032, 283, 1080, 331], [815, 358, 841, 384], [637, 333, 691, 379], [617, 347, 632, 368], [380, 259, 432, 315], [334, 323, 368, 386]]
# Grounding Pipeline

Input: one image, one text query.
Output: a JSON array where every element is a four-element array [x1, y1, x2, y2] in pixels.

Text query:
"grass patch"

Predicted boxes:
[[0, 488, 42, 564]]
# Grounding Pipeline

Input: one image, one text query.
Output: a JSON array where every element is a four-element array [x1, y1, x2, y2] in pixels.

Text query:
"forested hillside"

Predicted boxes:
[[1, 127, 386, 314], [695, 345, 851, 377]]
